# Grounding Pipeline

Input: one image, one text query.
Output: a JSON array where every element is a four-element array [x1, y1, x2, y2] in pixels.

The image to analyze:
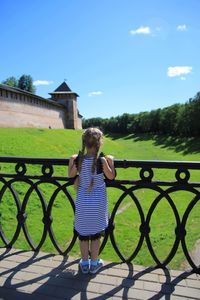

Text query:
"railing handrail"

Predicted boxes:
[[0, 156, 200, 169]]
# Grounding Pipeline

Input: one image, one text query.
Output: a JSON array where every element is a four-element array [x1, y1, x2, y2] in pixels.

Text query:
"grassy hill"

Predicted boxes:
[[0, 128, 200, 269], [1, 128, 200, 160]]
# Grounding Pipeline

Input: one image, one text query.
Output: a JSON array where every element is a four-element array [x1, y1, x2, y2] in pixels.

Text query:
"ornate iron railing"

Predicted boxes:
[[0, 156, 199, 273]]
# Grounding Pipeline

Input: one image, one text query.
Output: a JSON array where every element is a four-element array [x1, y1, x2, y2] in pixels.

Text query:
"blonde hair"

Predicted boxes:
[[78, 128, 103, 191]]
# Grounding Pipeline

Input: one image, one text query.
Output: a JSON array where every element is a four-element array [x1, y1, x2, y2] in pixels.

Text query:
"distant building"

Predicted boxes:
[[0, 81, 82, 129]]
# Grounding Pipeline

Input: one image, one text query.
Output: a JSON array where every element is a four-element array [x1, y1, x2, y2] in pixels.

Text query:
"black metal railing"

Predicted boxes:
[[0, 156, 199, 273]]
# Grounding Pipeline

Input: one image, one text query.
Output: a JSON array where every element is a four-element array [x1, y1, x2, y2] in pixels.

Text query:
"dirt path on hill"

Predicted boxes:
[[116, 202, 132, 215], [116, 203, 200, 272]]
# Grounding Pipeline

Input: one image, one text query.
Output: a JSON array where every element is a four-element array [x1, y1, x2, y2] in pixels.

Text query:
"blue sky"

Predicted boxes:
[[1, 0, 200, 118]]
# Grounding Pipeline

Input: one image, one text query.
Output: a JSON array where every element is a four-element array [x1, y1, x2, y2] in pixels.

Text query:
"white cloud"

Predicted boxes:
[[167, 66, 192, 77], [177, 24, 187, 31], [129, 26, 151, 35], [33, 80, 54, 86], [88, 91, 103, 97]]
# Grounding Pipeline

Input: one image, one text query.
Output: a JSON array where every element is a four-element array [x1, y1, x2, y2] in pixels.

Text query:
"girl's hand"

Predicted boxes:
[[105, 155, 114, 162], [68, 154, 78, 177], [100, 156, 107, 164], [71, 154, 78, 162], [100, 155, 114, 164], [101, 155, 115, 180]]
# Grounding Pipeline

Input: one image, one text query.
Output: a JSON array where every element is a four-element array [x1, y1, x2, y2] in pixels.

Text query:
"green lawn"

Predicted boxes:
[[0, 128, 199, 270]]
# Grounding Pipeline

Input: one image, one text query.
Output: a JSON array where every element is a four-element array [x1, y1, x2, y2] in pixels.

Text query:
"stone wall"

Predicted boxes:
[[65, 98, 78, 129], [77, 116, 82, 129], [51, 93, 79, 129], [0, 90, 67, 129]]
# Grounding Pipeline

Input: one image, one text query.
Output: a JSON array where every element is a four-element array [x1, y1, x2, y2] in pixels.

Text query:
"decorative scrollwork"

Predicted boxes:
[[15, 163, 27, 175], [145, 186, 181, 267], [41, 164, 54, 177], [17, 212, 27, 225], [175, 169, 190, 183], [140, 168, 154, 181], [0, 157, 199, 274], [0, 178, 22, 247], [181, 193, 200, 272], [108, 184, 145, 262]]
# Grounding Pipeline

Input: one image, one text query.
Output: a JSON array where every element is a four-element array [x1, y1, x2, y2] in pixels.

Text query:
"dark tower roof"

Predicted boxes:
[[49, 81, 79, 97], [54, 81, 72, 92]]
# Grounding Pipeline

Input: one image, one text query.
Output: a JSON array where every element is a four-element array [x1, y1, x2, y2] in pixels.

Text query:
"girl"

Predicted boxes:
[[68, 128, 115, 274]]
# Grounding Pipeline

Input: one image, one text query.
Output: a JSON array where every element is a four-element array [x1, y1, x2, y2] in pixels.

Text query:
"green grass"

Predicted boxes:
[[0, 128, 200, 270]]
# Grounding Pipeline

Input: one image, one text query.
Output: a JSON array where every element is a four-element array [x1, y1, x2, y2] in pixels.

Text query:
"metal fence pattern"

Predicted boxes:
[[0, 156, 199, 273]]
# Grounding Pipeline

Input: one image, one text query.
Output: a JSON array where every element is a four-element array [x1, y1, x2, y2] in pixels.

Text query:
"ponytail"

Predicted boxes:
[[74, 142, 85, 190], [88, 146, 99, 192]]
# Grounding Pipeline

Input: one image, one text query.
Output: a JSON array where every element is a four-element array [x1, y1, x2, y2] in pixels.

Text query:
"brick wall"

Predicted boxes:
[[0, 96, 66, 129]]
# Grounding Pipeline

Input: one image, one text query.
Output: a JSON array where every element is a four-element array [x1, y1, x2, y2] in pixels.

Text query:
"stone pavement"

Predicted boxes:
[[0, 248, 199, 300]]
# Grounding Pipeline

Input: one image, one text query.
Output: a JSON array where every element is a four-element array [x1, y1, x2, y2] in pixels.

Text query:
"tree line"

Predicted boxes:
[[2, 75, 36, 94], [83, 91, 200, 137]]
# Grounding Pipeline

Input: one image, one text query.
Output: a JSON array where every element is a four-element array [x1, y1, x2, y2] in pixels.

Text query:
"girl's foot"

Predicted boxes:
[[79, 259, 90, 274], [90, 259, 104, 274]]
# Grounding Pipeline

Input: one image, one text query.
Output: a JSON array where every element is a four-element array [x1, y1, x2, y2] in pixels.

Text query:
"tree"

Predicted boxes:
[[18, 74, 36, 93], [2, 74, 36, 94], [186, 93, 200, 136], [137, 112, 152, 133], [82, 90, 200, 137], [83, 117, 104, 129], [2, 76, 18, 87], [117, 113, 132, 133], [159, 104, 181, 135]]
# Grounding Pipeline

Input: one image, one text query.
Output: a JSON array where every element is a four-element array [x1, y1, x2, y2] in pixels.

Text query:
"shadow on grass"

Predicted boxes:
[[106, 133, 200, 155]]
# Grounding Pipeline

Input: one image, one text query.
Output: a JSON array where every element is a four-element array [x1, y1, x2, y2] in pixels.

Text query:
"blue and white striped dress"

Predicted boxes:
[[74, 156, 108, 236]]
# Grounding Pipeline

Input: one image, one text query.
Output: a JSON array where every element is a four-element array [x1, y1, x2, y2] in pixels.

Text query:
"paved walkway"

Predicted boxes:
[[0, 248, 199, 300]]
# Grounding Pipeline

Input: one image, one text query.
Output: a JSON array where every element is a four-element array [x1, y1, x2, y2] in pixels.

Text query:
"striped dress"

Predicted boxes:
[[74, 156, 108, 236]]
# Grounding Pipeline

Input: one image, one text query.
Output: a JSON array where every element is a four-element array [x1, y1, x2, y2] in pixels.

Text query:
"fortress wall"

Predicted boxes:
[[0, 96, 67, 129], [65, 99, 78, 129], [77, 117, 82, 129]]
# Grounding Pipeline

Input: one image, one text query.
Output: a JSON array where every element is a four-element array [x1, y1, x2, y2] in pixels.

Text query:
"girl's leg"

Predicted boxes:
[[79, 240, 89, 260], [90, 238, 101, 261], [79, 240, 90, 274], [90, 238, 104, 274]]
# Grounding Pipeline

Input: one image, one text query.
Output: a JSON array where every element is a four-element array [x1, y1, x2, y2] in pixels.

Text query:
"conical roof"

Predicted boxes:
[[49, 81, 79, 97], [54, 82, 71, 92]]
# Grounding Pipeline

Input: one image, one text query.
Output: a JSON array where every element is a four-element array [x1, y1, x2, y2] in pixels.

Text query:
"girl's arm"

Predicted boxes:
[[101, 155, 116, 180], [68, 154, 78, 178]]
